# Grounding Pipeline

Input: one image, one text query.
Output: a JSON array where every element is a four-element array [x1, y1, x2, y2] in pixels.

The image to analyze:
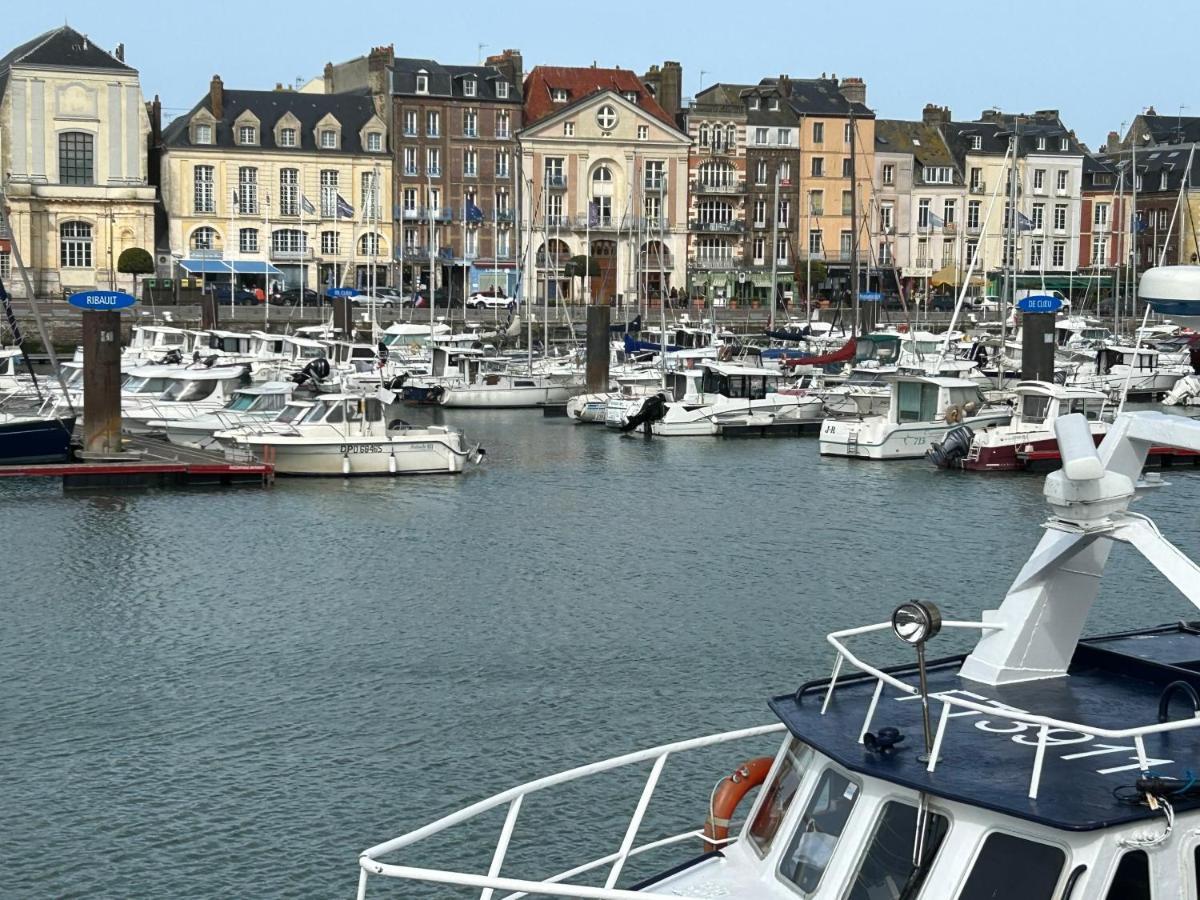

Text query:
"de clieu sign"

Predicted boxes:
[[69, 290, 137, 311], [1016, 295, 1063, 314]]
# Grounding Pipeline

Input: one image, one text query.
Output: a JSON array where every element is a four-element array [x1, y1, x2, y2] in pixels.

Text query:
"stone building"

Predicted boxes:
[[0, 26, 155, 297]]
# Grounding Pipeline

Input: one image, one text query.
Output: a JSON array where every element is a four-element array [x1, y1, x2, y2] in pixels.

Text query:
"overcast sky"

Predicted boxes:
[[11, 0, 1194, 149]]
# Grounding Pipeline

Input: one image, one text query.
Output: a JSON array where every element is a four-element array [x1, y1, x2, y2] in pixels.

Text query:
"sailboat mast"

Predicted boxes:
[[849, 108, 859, 337], [769, 168, 780, 332]]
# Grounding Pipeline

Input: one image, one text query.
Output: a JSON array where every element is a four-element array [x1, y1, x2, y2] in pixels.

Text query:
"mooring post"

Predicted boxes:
[[333, 297, 352, 338], [81, 310, 123, 456], [200, 292, 219, 330], [586, 305, 611, 393], [1021, 310, 1056, 381]]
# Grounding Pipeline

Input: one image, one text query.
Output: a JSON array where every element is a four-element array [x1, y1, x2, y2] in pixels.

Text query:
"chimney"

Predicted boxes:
[[922, 103, 951, 127], [367, 44, 393, 104], [642, 61, 682, 118], [148, 94, 161, 144], [1105, 130, 1121, 153], [777, 74, 791, 98], [323, 62, 334, 94], [486, 49, 524, 97], [114, 43, 124, 63], [838, 76, 866, 106], [209, 74, 224, 119]]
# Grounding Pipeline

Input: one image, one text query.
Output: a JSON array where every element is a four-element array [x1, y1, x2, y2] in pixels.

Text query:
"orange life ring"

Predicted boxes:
[[702, 756, 775, 852]]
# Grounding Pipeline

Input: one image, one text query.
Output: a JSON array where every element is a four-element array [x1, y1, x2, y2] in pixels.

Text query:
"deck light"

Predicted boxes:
[[891, 600, 942, 645]]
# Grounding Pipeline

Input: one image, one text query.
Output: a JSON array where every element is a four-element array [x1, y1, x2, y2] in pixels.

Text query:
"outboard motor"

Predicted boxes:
[[159, 348, 183, 365], [202, 354, 219, 368], [387, 372, 408, 391], [289, 356, 332, 387], [927, 425, 974, 469], [620, 392, 669, 435]]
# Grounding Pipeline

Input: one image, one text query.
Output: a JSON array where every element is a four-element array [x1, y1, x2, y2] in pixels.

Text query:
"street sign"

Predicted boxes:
[[69, 290, 136, 311], [859, 291, 883, 301], [326, 287, 357, 298], [1016, 295, 1063, 314]]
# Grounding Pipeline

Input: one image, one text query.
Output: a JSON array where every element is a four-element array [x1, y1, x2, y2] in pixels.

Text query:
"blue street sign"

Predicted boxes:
[[1016, 295, 1063, 314], [859, 291, 883, 301], [326, 287, 357, 298], [69, 290, 137, 311]]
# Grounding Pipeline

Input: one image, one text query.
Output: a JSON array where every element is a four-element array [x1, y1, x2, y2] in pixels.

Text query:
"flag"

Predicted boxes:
[[336, 194, 354, 219], [231, 189, 240, 212], [1015, 210, 1034, 231], [301, 195, 317, 216], [1134, 215, 1149, 233], [588, 200, 600, 227], [465, 199, 484, 223], [0, 276, 23, 346], [928, 211, 944, 228]]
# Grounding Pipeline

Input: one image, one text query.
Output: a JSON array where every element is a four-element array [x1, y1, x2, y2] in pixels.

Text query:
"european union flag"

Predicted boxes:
[[1015, 210, 1034, 232], [465, 199, 484, 223], [336, 194, 355, 219], [928, 211, 944, 228], [301, 195, 317, 216], [588, 200, 600, 227]]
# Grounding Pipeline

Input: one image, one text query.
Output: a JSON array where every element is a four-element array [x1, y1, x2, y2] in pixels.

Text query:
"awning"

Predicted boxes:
[[233, 261, 282, 275], [177, 259, 282, 275], [930, 264, 985, 288]]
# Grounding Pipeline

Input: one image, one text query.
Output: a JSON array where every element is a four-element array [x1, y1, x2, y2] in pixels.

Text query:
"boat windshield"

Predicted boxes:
[[1021, 394, 1052, 424], [779, 767, 860, 893], [846, 371, 883, 385], [1067, 398, 1106, 421], [897, 382, 938, 423], [303, 401, 342, 424], [748, 740, 813, 857], [274, 404, 309, 424], [249, 393, 288, 413], [124, 376, 171, 394], [225, 392, 257, 412], [845, 802, 949, 900], [161, 379, 218, 402]]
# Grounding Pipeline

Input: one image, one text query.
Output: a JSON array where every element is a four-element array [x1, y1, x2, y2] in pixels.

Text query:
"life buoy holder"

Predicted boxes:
[[702, 756, 775, 852]]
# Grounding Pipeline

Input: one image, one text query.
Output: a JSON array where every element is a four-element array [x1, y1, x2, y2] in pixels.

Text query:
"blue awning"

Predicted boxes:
[[231, 261, 282, 275], [178, 259, 234, 275]]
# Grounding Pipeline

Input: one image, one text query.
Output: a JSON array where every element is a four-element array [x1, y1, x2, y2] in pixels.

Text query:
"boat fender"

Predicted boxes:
[[342, 455, 350, 476], [702, 756, 775, 853], [388, 453, 397, 475]]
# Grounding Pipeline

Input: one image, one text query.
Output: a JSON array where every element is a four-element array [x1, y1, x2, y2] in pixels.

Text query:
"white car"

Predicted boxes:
[[468, 292, 517, 310]]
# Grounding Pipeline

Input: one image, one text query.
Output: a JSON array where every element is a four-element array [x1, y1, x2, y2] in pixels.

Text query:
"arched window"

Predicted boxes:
[[60, 221, 93, 268], [726, 125, 737, 149], [592, 165, 613, 183], [59, 131, 94, 185], [359, 233, 381, 257], [699, 124, 709, 148], [190, 227, 220, 251]]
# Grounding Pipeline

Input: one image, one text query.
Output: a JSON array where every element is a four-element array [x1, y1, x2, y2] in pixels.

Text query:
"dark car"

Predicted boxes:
[[275, 288, 321, 306], [211, 285, 259, 305]]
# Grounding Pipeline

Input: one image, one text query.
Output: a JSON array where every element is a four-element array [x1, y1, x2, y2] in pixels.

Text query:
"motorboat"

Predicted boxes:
[[163, 381, 294, 449], [928, 380, 1110, 471], [356, 409, 1200, 900], [438, 369, 585, 409], [819, 375, 1011, 459], [0, 409, 75, 463], [1067, 345, 1190, 399], [121, 364, 252, 435], [217, 393, 483, 476]]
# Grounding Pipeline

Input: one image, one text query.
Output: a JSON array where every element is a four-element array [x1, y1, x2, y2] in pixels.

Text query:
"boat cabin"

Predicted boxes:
[[1013, 380, 1109, 427], [206, 330, 254, 356], [430, 346, 485, 381], [156, 366, 252, 404], [221, 382, 292, 415], [299, 394, 385, 429], [1056, 318, 1112, 348], [699, 362, 785, 400], [122, 364, 187, 397], [127, 325, 188, 356], [282, 336, 329, 365], [1096, 346, 1161, 375], [249, 332, 286, 358], [889, 375, 986, 424]]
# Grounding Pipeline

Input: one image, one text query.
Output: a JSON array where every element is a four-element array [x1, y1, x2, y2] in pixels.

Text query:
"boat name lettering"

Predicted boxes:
[[340, 444, 384, 454]]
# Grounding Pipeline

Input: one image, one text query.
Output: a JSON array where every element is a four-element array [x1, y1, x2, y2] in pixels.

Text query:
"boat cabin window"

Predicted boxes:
[[1022, 394, 1052, 424], [250, 393, 287, 412], [846, 371, 882, 386], [158, 332, 186, 347], [345, 398, 382, 422], [303, 401, 343, 424], [846, 802, 949, 900], [275, 404, 308, 424], [124, 376, 171, 394], [668, 372, 692, 401], [748, 740, 813, 856], [957, 832, 1065, 900], [945, 387, 983, 411], [1103, 850, 1149, 900], [226, 392, 257, 412], [514, 380, 536, 388], [297, 345, 324, 360], [779, 767, 860, 893], [1067, 398, 1105, 421], [162, 379, 218, 403], [1082, 328, 1110, 342], [209, 335, 246, 353], [702, 369, 769, 399], [897, 382, 938, 423]]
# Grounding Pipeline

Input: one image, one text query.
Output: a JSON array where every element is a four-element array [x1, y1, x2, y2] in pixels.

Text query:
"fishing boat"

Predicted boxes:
[[217, 393, 483, 476], [928, 380, 1109, 471], [819, 375, 1011, 460], [163, 382, 294, 450], [355, 409, 1200, 899]]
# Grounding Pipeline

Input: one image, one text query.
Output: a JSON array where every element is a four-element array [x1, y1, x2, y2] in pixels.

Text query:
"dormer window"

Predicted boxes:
[[238, 125, 257, 145], [1060, 137, 1069, 151], [416, 71, 429, 94], [194, 122, 213, 145], [279, 127, 297, 147], [749, 98, 760, 110], [971, 135, 982, 150], [769, 98, 779, 111], [320, 129, 338, 149], [463, 78, 477, 97], [496, 82, 509, 99], [366, 132, 383, 152], [551, 88, 568, 102], [623, 91, 638, 103], [1037, 137, 1046, 151]]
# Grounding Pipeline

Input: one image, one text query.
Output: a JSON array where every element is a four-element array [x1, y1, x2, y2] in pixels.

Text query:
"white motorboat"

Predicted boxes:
[[163, 381, 294, 449], [438, 370, 585, 408], [121, 364, 252, 435], [217, 393, 483, 476], [1067, 345, 1190, 398], [819, 374, 1011, 459], [355, 407, 1200, 900]]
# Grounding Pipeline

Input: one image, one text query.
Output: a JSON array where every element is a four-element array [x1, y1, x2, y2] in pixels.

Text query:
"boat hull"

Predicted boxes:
[[0, 415, 75, 464], [439, 383, 583, 408], [232, 434, 469, 476], [819, 411, 1011, 459]]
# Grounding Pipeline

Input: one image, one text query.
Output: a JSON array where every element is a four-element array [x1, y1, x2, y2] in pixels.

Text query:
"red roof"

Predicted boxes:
[[523, 65, 675, 128]]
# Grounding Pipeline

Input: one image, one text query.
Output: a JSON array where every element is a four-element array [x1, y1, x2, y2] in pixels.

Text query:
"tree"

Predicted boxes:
[[794, 259, 828, 293], [564, 255, 600, 302], [118, 247, 154, 298]]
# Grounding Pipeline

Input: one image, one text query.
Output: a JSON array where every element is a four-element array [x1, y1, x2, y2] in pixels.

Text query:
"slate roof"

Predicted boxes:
[[1123, 143, 1200, 194], [163, 87, 384, 155], [523, 65, 675, 128], [390, 57, 520, 103], [0, 25, 133, 102], [875, 119, 958, 171], [691, 82, 754, 114], [1138, 114, 1200, 147]]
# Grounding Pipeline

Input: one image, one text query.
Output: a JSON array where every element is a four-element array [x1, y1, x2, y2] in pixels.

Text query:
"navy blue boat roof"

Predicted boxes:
[[769, 622, 1200, 832]]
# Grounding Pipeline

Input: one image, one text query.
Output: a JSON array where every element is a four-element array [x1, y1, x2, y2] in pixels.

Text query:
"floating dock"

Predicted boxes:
[[0, 436, 273, 489]]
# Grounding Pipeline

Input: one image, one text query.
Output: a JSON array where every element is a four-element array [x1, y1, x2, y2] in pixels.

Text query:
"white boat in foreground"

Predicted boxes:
[[163, 382, 294, 450]]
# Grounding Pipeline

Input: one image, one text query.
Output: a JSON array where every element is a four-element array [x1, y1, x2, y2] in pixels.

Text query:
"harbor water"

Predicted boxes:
[[4, 410, 1199, 897]]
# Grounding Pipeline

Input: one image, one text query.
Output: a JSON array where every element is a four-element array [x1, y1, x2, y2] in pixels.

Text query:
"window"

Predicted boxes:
[[1031, 202, 1045, 231], [753, 199, 766, 227], [319, 170, 338, 218], [778, 128, 791, 146], [1054, 204, 1067, 231], [1159, 171, 1169, 191], [840, 229, 853, 258], [779, 161, 791, 184], [898, 380, 938, 422], [427, 147, 441, 176], [942, 238, 955, 266], [755, 160, 767, 185], [696, 199, 733, 224], [403, 146, 417, 176], [1057, 169, 1069, 192], [965, 238, 978, 263], [190, 226, 219, 251], [958, 833, 1064, 900], [643, 194, 660, 225], [842, 191, 852, 216], [918, 198, 930, 228], [361, 172, 381, 219], [272, 229, 307, 254], [753, 236, 765, 263], [749, 98, 760, 110], [495, 189, 509, 213], [882, 163, 894, 185], [279, 168, 299, 217], [563, 121, 575, 137], [402, 187, 418, 215], [58, 132, 94, 185], [367, 132, 383, 152], [1060, 137, 1070, 152], [778, 198, 790, 227], [194, 164, 215, 213], [755, 127, 768, 145], [637, 125, 648, 140], [967, 200, 981, 228], [971, 134, 982, 150], [426, 111, 440, 137], [916, 237, 928, 265], [415, 72, 428, 94], [842, 157, 853, 177], [779, 768, 859, 893], [1037, 136, 1047, 151], [879, 241, 892, 264], [596, 105, 617, 129], [463, 78, 476, 98], [238, 124, 257, 145], [279, 127, 297, 147], [846, 802, 949, 900], [239, 228, 259, 253], [464, 148, 478, 177], [239, 167, 259, 215], [496, 81, 509, 100], [464, 109, 478, 137], [60, 221, 93, 268], [808, 229, 822, 253], [496, 111, 510, 138], [464, 228, 478, 257], [623, 90, 639, 103], [593, 165, 613, 184], [403, 111, 417, 136], [776, 236, 788, 263], [943, 198, 956, 225], [811, 157, 824, 177], [360, 233, 380, 257], [0, 250, 9, 279], [1053, 240, 1066, 267], [969, 167, 982, 189], [699, 124, 709, 147], [812, 121, 824, 143], [544, 158, 564, 186], [809, 190, 824, 215], [497, 230, 510, 257], [194, 122, 213, 145], [922, 166, 952, 184], [645, 161, 664, 190], [1091, 234, 1106, 265], [879, 203, 893, 231], [769, 98, 779, 111], [496, 150, 510, 178], [1033, 169, 1046, 191], [844, 123, 852, 143]]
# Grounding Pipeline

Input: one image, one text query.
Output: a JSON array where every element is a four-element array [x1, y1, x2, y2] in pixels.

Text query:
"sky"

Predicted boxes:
[[10, 0, 1196, 149]]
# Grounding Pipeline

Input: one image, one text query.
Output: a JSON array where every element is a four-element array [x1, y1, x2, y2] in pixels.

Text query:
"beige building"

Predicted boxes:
[[0, 26, 155, 298], [160, 76, 391, 293], [519, 66, 690, 303]]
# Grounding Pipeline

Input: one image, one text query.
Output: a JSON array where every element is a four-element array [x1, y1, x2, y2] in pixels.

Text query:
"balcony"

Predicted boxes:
[[496, 210, 515, 224], [463, 129, 478, 139], [545, 175, 568, 189], [640, 216, 667, 231], [575, 214, 618, 230], [402, 166, 419, 177], [965, 224, 982, 236], [690, 220, 743, 233], [546, 215, 570, 228], [701, 144, 735, 156], [402, 129, 418, 138], [427, 166, 443, 177], [1056, 187, 1070, 196], [943, 222, 957, 234], [914, 257, 931, 268], [940, 257, 955, 269], [269, 246, 314, 261], [969, 183, 986, 194], [431, 207, 453, 222], [401, 207, 422, 220], [916, 223, 931, 234], [644, 177, 666, 192], [690, 254, 738, 270], [691, 179, 747, 195], [400, 245, 427, 258]]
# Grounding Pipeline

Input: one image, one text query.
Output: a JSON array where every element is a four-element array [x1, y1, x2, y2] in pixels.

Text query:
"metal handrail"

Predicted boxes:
[[357, 722, 786, 900]]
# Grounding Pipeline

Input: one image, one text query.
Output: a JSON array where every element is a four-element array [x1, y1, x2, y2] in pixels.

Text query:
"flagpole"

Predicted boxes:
[[299, 178, 306, 320], [428, 173, 435, 338], [264, 166, 271, 330], [770, 168, 780, 332]]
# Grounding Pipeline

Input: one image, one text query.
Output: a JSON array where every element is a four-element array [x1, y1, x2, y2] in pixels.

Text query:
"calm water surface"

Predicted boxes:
[[3, 411, 1199, 898]]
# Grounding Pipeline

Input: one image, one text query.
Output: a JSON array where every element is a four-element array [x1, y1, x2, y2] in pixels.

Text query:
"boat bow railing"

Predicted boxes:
[[356, 722, 787, 900], [821, 620, 1200, 799]]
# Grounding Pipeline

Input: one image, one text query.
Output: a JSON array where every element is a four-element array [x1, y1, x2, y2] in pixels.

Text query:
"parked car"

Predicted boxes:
[[351, 288, 405, 309], [468, 290, 517, 310], [274, 288, 321, 306], [211, 285, 259, 305]]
